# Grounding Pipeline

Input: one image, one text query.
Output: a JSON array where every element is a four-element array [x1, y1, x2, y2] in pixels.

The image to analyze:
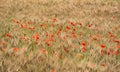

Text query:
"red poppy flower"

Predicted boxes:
[[101, 63, 106, 67], [81, 42, 87, 46], [108, 31, 112, 35], [87, 24, 92, 28], [93, 36, 97, 41], [29, 27, 35, 30], [13, 48, 19, 52], [39, 48, 48, 54], [117, 45, 120, 49], [12, 19, 19, 24], [70, 22, 75, 26], [6, 33, 12, 37], [51, 69, 56, 72], [45, 20, 48, 22], [78, 22, 82, 26], [112, 16, 115, 18], [114, 39, 120, 43], [35, 32, 40, 41], [100, 44, 106, 48], [46, 42, 51, 46], [1, 41, 6, 45], [73, 28, 76, 31], [100, 49, 105, 55], [81, 47, 86, 53], [56, 29, 61, 35], [35, 41, 38, 44], [114, 49, 119, 56], [39, 24, 43, 27], [107, 48, 113, 55], [53, 18, 57, 22], [110, 34, 116, 38], [21, 24, 27, 28], [64, 48, 69, 53], [27, 21, 32, 24], [66, 26, 71, 30]]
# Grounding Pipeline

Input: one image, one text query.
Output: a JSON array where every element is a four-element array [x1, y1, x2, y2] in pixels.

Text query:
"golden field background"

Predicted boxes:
[[1, 0, 120, 20], [0, 0, 120, 72], [0, 0, 120, 31]]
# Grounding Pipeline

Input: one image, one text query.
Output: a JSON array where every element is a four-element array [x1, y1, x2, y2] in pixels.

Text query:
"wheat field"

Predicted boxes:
[[0, 0, 120, 72]]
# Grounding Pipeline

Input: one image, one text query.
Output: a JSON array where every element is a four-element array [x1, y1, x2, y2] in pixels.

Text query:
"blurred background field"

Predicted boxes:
[[0, 0, 120, 72]]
